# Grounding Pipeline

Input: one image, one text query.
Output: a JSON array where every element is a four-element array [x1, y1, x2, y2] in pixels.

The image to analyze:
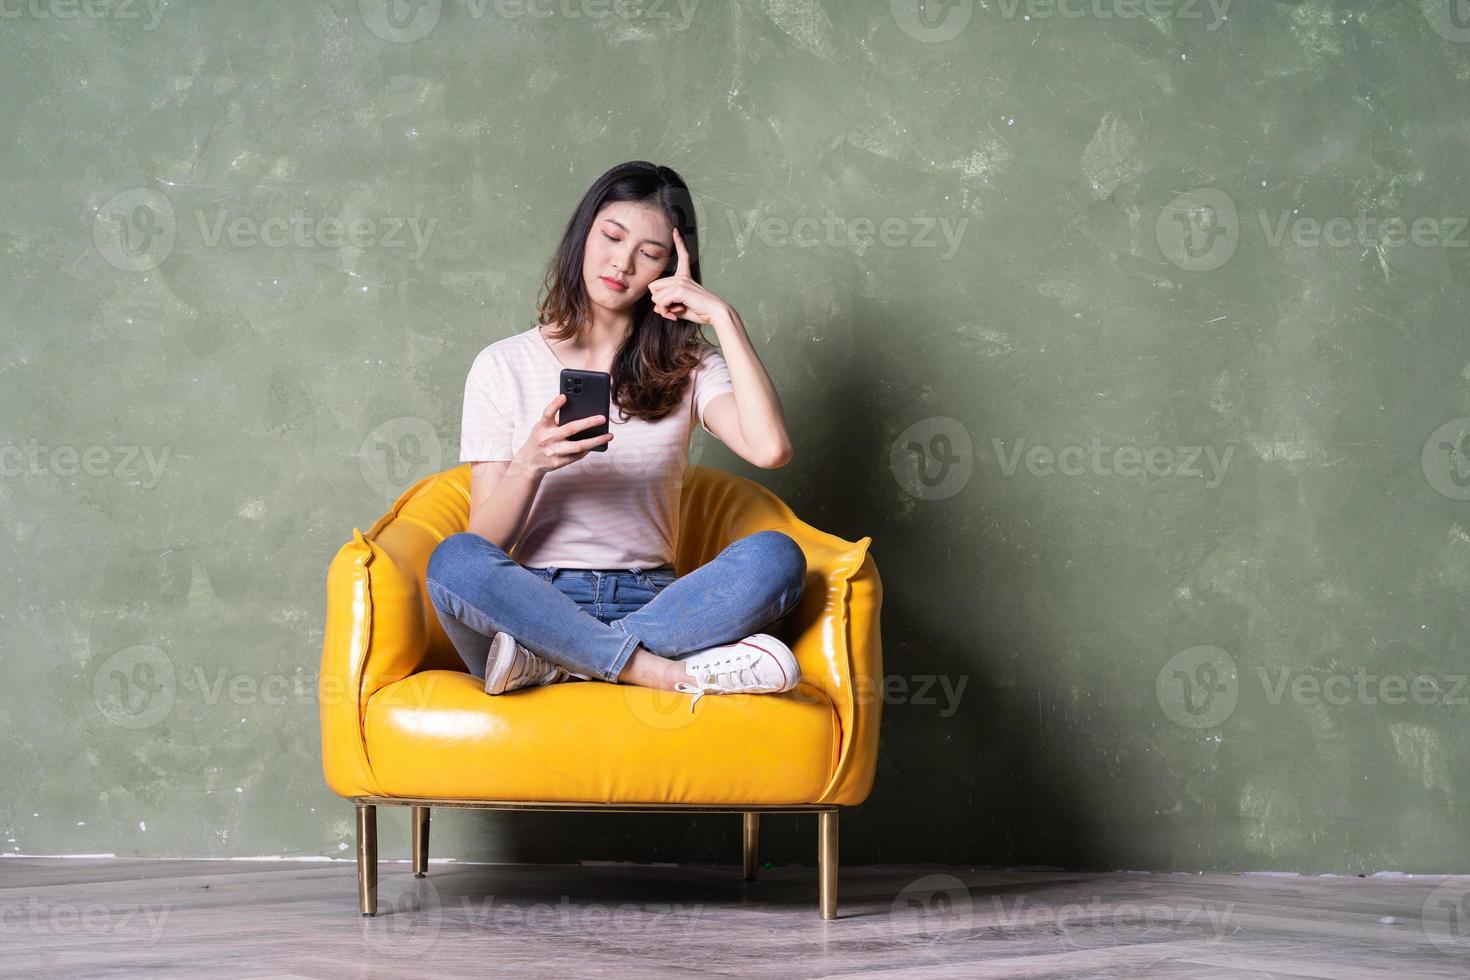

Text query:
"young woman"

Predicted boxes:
[[425, 161, 807, 710]]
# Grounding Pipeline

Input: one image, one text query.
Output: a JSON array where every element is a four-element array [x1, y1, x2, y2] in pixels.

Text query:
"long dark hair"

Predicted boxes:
[[534, 160, 716, 424]]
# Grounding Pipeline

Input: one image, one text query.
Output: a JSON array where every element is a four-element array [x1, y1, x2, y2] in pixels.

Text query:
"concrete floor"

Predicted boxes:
[[1, 858, 1465, 978]]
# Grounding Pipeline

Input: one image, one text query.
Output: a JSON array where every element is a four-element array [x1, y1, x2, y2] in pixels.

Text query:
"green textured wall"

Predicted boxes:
[[2, 0, 1468, 874]]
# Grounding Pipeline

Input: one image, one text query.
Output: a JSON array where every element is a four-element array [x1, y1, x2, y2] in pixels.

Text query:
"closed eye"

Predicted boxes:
[[603, 231, 661, 261]]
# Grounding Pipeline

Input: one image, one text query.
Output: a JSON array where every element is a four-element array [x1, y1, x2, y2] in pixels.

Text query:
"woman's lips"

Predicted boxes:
[[600, 276, 628, 291]]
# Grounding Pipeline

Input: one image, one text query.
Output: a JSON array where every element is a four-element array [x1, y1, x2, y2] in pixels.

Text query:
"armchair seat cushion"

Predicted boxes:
[[362, 670, 839, 804]]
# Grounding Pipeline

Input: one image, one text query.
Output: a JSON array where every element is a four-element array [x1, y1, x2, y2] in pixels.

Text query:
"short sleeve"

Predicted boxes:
[[459, 349, 516, 462], [693, 347, 735, 436]]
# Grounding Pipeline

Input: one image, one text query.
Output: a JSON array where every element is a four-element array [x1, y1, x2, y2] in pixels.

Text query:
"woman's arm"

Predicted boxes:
[[467, 459, 540, 551], [646, 227, 793, 469], [700, 306, 794, 469], [466, 394, 612, 548]]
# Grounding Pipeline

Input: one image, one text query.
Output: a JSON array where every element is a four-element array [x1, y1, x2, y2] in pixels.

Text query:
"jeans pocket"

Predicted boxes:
[[636, 569, 678, 594]]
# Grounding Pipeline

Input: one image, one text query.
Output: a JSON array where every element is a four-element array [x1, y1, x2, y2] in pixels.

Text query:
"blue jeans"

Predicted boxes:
[[425, 530, 807, 683]]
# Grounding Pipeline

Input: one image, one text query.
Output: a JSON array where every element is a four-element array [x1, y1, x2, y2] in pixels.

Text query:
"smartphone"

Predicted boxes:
[[558, 368, 611, 452]]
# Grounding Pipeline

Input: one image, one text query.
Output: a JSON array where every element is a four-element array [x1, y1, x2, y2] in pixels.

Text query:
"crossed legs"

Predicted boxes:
[[425, 530, 807, 690]]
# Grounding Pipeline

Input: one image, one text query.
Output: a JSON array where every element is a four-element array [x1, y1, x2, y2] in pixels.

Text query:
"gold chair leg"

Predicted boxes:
[[357, 804, 378, 916], [818, 810, 838, 919], [412, 806, 431, 878], [742, 812, 760, 881]]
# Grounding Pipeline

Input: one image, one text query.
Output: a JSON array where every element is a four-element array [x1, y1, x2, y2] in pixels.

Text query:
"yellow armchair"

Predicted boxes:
[[318, 463, 883, 917]]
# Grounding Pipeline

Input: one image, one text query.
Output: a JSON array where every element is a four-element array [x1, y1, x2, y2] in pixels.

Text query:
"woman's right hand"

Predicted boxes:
[[510, 393, 613, 477]]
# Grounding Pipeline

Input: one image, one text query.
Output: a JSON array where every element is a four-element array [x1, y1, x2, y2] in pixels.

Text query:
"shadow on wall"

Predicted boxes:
[[809, 306, 1109, 873]]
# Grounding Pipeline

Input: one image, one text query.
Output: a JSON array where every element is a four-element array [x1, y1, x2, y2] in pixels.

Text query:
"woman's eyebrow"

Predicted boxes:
[[604, 218, 670, 250]]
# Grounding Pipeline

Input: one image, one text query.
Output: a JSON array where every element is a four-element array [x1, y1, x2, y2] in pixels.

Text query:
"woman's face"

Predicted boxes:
[[582, 200, 674, 313]]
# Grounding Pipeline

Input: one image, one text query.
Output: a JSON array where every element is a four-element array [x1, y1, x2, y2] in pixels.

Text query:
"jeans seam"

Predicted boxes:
[[606, 623, 641, 683]]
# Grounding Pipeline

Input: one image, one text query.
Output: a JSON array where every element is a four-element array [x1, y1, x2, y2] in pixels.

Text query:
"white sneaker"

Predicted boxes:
[[484, 632, 587, 695], [674, 633, 801, 712]]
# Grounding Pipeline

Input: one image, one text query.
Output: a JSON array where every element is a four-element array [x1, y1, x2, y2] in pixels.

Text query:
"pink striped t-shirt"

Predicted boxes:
[[458, 324, 735, 570]]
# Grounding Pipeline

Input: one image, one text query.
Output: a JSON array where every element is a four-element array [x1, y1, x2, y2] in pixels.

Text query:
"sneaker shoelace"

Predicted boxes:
[[509, 643, 560, 687], [674, 649, 765, 712]]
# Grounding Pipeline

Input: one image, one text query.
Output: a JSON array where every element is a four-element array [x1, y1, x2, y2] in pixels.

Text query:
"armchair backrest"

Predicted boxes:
[[319, 463, 882, 805]]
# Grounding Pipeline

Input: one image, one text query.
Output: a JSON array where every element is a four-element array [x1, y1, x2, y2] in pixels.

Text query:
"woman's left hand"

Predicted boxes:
[[647, 226, 729, 325]]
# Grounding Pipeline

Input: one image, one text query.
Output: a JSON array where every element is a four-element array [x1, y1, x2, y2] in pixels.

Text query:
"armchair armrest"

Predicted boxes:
[[319, 468, 465, 799], [675, 467, 883, 806]]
